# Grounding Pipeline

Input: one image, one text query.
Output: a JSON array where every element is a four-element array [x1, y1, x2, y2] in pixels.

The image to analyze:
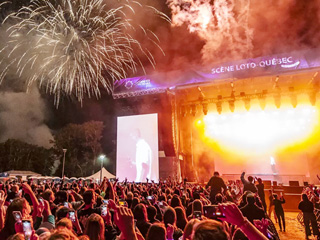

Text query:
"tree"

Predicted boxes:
[[0, 139, 56, 175], [52, 121, 104, 177]]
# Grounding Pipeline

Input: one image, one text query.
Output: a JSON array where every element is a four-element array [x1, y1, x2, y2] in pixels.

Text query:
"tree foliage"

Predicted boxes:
[[0, 139, 56, 175], [52, 121, 104, 177]]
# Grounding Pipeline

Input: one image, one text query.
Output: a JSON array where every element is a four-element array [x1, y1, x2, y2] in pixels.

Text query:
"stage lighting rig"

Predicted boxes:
[[228, 83, 236, 112], [309, 91, 317, 106], [289, 87, 297, 108], [228, 100, 235, 112], [274, 93, 281, 109], [258, 90, 268, 110], [273, 77, 281, 109], [240, 92, 251, 111], [216, 95, 222, 114], [202, 102, 208, 115]]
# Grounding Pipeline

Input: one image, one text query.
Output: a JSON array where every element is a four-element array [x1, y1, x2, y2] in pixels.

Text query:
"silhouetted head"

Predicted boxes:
[[214, 172, 220, 177], [192, 220, 228, 240], [246, 193, 255, 205], [302, 193, 308, 201], [248, 176, 254, 183]]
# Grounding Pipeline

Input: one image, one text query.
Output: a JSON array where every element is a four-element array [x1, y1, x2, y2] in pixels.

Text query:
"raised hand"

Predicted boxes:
[[166, 224, 174, 240], [114, 206, 136, 240], [37, 200, 45, 217], [21, 183, 32, 194], [218, 203, 246, 227]]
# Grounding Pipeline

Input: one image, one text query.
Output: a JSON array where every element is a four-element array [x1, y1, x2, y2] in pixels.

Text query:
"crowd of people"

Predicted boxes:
[[0, 171, 318, 240]]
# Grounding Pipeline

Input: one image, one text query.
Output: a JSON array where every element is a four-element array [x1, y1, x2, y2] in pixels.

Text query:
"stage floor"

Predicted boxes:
[[274, 212, 309, 240]]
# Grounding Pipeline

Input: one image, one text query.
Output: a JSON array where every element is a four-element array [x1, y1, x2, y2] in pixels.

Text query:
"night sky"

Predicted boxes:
[[1, 0, 320, 172]]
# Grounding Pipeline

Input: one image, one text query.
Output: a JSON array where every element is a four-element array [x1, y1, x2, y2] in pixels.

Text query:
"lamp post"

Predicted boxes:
[[98, 154, 106, 183], [62, 149, 67, 178]]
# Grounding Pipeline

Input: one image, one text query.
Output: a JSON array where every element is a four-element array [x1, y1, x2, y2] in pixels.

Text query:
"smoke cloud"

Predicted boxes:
[[166, 0, 320, 66], [0, 87, 53, 148]]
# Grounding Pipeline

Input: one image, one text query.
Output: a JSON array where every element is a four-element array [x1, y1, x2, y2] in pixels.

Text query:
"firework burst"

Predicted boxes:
[[0, 0, 168, 104]]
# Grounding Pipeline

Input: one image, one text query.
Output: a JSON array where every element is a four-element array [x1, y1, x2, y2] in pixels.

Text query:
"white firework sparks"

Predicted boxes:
[[0, 0, 168, 104]]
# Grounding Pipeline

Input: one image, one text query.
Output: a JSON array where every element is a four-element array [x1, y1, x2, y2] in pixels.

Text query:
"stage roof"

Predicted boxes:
[[113, 48, 320, 99]]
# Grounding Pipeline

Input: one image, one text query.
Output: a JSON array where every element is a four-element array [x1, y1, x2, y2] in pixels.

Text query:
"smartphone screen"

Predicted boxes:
[[103, 200, 109, 205], [203, 205, 225, 219], [12, 211, 22, 222], [147, 196, 153, 200], [22, 220, 32, 238], [64, 202, 69, 208], [69, 211, 76, 222], [193, 211, 202, 219], [101, 206, 107, 216], [119, 200, 127, 206]]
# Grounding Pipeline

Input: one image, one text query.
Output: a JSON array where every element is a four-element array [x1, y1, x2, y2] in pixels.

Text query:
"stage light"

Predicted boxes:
[[274, 93, 281, 109], [200, 105, 319, 154], [240, 92, 251, 111], [258, 90, 268, 110], [191, 104, 197, 116], [244, 98, 250, 111], [273, 77, 281, 109], [216, 95, 222, 114], [289, 87, 297, 108], [309, 91, 317, 106], [228, 100, 235, 112], [229, 88, 235, 112], [202, 102, 208, 115]]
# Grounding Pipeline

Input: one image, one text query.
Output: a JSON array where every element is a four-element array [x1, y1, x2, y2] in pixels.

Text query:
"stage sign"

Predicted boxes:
[[113, 48, 320, 99]]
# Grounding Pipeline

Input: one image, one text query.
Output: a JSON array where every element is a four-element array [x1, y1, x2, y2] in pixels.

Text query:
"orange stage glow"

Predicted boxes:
[[195, 99, 320, 156]]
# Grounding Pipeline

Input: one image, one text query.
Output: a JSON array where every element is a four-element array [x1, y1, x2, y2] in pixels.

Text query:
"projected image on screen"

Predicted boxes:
[[117, 114, 159, 182]]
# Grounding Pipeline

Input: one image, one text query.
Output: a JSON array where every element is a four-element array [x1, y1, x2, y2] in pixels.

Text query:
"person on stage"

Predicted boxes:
[[256, 177, 267, 212], [130, 129, 152, 182], [240, 172, 257, 193], [206, 171, 227, 204], [273, 193, 286, 232], [298, 193, 320, 240]]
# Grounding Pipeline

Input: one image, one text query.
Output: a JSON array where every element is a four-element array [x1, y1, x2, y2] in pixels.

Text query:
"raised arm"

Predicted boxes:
[[219, 203, 268, 240], [22, 183, 39, 220], [0, 192, 6, 230], [240, 172, 249, 185], [106, 179, 115, 201]]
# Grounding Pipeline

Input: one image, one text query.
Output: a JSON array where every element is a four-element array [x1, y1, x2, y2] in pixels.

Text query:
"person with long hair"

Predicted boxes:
[[0, 198, 32, 239], [174, 207, 187, 231], [146, 223, 166, 240], [182, 219, 200, 240], [84, 213, 105, 240]]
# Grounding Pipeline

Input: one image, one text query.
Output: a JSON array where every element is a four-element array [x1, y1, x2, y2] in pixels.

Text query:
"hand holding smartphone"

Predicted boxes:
[[193, 211, 202, 220], [118, 200, 127, 206], [13, 211, 22, 222], [101, 205, 108, 216], [68, 211, 76, 222], [22, 220, 32, 238], [203, 205, 226, 219]]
